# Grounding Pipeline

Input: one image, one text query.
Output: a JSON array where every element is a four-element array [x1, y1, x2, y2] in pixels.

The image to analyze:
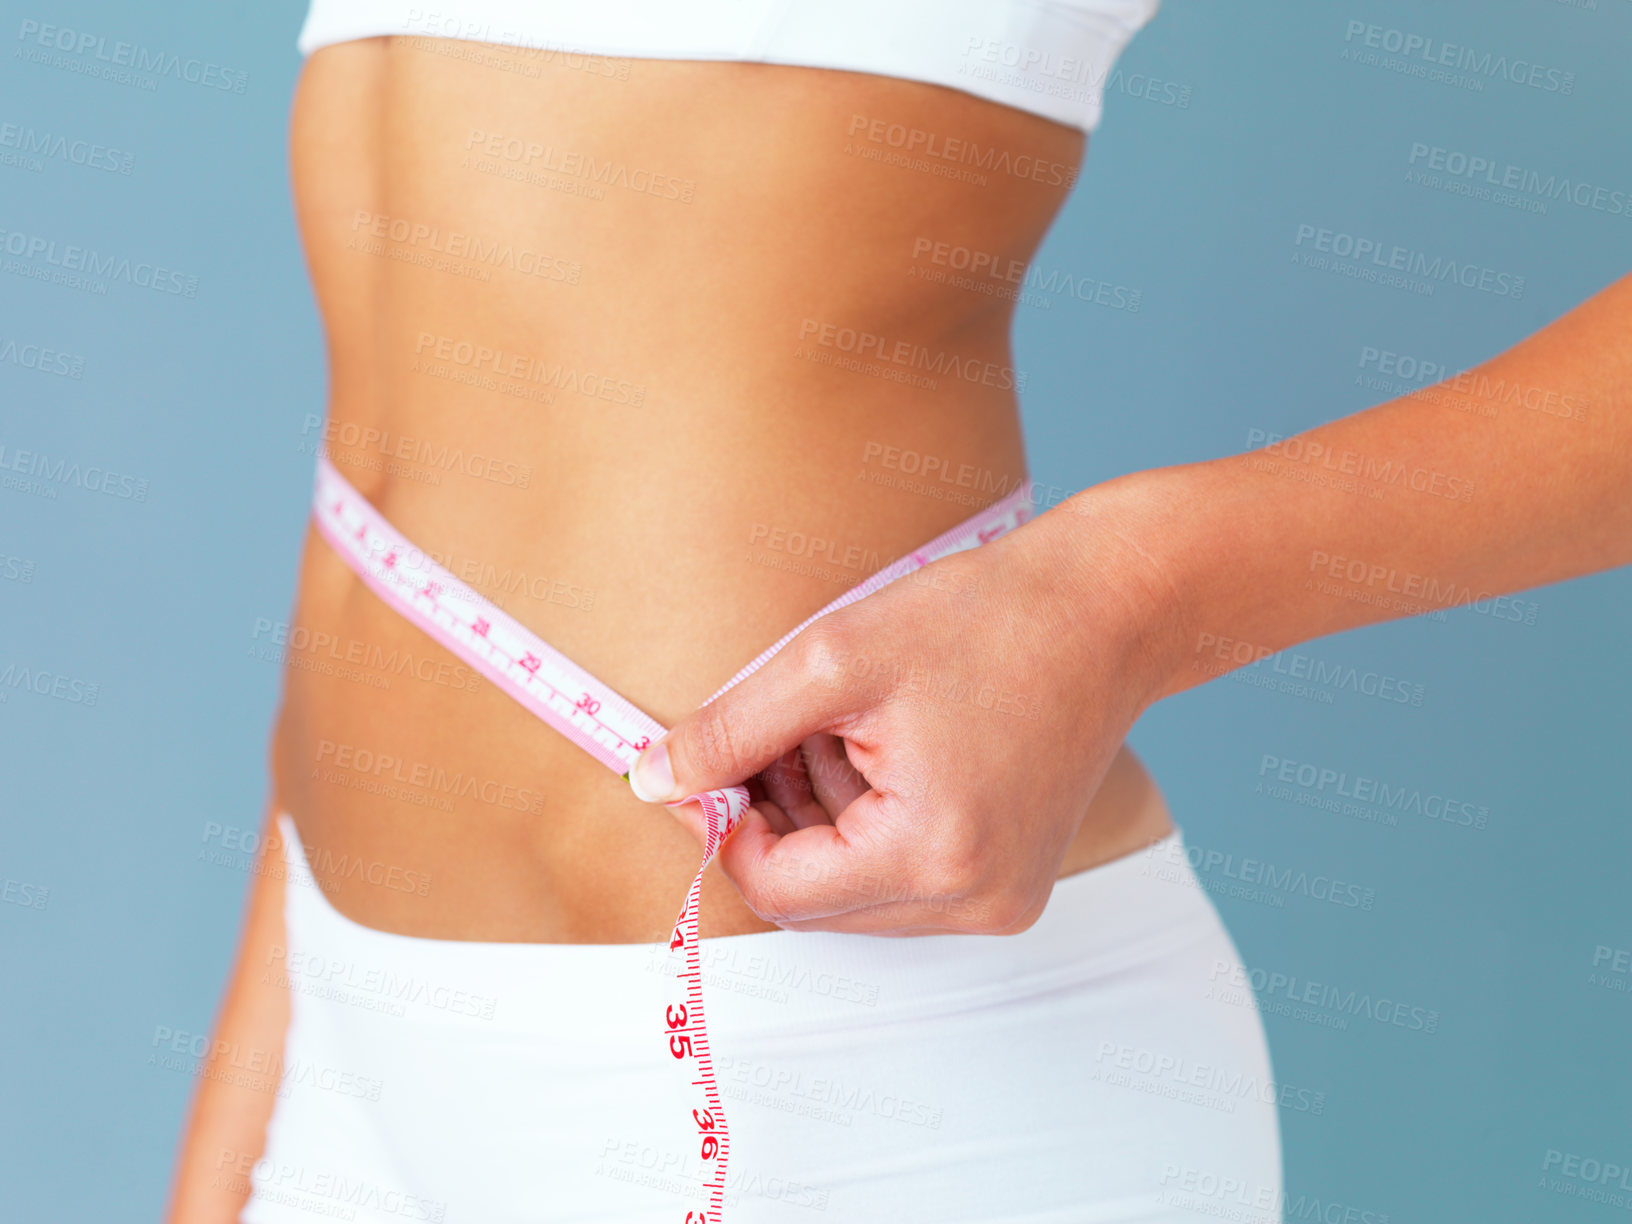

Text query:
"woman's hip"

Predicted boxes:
[[243, 819, 1282, 1222]]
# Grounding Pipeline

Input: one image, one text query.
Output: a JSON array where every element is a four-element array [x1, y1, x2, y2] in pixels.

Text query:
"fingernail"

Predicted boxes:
[[629, 742, 675, 803]]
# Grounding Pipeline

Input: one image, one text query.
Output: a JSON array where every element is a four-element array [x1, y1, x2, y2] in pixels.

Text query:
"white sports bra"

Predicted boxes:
[[296, 0, 1161, 131]]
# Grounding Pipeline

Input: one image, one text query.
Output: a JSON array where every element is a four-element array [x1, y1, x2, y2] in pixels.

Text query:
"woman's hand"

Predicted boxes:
[[630, 268, 1632, 937], [629, 490, 1187, 935]]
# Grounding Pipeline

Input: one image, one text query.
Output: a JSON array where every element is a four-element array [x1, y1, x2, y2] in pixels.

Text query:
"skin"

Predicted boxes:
[[168, 39, 1170, 1219], [637, 271, 1632, 933], [167, 802, 290, 1224], [260, 40, 1174, 945]]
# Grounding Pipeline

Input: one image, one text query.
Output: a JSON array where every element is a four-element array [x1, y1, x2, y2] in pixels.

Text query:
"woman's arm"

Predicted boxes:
[[165, 801, 290, 1223], [629, 271, 1632, 934], [1089, 269, 1632, 700]]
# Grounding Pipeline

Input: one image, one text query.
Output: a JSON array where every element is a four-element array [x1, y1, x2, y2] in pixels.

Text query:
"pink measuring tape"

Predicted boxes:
[[310, 453, 1031, 1221]]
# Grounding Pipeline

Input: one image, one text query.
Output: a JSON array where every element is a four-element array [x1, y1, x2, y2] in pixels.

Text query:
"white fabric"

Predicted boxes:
[[240, 814, 1282, 1223], [295, 0, 1162, 130]]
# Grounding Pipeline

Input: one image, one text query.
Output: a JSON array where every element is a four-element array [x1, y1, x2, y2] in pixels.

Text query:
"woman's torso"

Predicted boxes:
[[274, 36, 1172, 943]]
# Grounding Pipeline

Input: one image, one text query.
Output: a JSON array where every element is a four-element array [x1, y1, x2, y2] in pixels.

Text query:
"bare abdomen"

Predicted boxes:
[[272, 37, 1165, 943]]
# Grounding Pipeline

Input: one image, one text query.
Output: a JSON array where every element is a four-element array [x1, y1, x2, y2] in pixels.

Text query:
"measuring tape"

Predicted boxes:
[[310, 452, 1031, 1220]]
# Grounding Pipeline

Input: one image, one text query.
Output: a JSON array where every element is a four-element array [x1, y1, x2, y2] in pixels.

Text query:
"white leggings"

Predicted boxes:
[[240, 815, 1282, 1223]]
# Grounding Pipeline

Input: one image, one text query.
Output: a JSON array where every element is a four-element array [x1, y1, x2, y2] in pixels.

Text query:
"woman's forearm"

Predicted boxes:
[[166, 803, 290, 1224], [1057, 271, 1632, 701]]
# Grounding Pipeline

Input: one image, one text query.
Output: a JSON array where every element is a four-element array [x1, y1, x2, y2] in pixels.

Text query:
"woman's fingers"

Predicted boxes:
[[629, 620, 878, 806], [801, 733, 871, 819], [713, 796, 906, 924], [760, 747, 834, 830]]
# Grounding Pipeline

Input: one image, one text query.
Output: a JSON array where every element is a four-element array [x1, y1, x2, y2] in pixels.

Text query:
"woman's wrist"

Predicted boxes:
[[1025, 464, 1214, 715], [1040, 453, 1395, 707]]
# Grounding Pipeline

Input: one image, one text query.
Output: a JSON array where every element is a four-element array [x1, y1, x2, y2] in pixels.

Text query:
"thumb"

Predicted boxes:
[[629, 625, 869, 805]]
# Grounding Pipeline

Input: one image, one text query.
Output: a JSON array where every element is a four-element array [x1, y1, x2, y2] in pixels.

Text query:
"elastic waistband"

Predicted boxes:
[[271, 814, 1218, 1041]]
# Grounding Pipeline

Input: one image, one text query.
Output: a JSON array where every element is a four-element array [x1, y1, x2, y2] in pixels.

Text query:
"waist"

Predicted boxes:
[[272, 440, 1048, 943], [296, 406, 1030, 724], [272, 398, 1188, 943], [270, 813, 1210, 1036]]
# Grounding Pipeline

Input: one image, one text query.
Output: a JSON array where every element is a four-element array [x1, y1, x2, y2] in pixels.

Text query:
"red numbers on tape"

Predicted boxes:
[[661, 795, 746, 1223]]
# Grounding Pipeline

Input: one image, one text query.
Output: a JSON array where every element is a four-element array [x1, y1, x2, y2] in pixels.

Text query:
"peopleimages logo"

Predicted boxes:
[[149, 1026, 386, 1100], [1358, 346, 1450, 386], [1307, 549, 1542, 625], [0, 122, 134, 173], [797, 318, 1026, 392], [1258, 754, 1491, 829], [462, 128, 694, 202], [351, 210, 582, 282], [1245, 427, 1475, 503], [1157, 1166, 1393, 1224], [412, 332, 646, 406], [1294, 224, 1524, 298], [0, 335, 86, 378], [300, 415, 533, 490], [0, 441, 150, 501], [908, 237, 1142, 312], [0, 225, 199, 296], [1342, 21, 1576, 94], [313, 739, 545, 816], [14, 18, 251, 93], [957, 37, 1193, 110], [1587, 945, 1631, 996], [1095, 1042, 1327, 1115], [0, 662, 100, 705], [845, 114, 1078, 187], [1210, 959, 1440, 1033], [1542, 1149, 1632, 1193], [1407, 144, 1630, 217], [1146, 838, 1378, 910]]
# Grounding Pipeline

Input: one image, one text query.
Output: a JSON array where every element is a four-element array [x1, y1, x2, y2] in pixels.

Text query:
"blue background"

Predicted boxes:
[[2, 0, 1628, 1219]]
